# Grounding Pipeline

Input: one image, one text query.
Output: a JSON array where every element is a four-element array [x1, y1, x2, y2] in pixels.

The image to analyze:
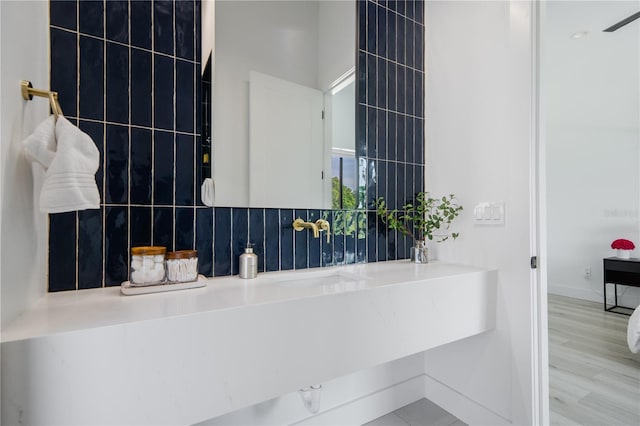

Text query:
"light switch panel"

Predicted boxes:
[[474, 202, 505, 225]]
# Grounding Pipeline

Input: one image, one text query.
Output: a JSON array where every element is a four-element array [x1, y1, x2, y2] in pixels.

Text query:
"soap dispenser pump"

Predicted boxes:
[[239, 244, 258, 279]]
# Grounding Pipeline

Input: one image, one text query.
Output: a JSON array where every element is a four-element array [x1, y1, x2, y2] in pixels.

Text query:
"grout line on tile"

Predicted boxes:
[[101, 0, 107, 287], [126, 0, 132, 281], [50, 24, 200, 65], [150, 0, 156, 246]]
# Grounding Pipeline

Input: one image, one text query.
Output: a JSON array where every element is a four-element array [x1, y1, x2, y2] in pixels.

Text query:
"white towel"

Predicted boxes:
[[22, 116, 101, 213], [22, 115, 57, 169]]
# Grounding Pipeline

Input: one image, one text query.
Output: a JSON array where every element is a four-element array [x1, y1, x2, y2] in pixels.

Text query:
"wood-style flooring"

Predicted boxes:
[[548, 294, 640, 425]]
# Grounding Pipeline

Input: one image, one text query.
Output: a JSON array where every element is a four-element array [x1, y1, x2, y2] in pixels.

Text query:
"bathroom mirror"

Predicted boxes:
[[208, 0, 357, 209]]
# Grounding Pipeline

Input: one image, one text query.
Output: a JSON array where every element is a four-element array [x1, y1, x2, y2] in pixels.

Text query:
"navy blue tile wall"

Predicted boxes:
[[47, 0, 424, 292], [213, 207, 231, 276], [357, 0, 425, 262], [264, 209, 280, 272], [196, 208, 213, 276], [249, 209, 265, 272], [49, 0, 202, 290], [231, 208, 248, 276]]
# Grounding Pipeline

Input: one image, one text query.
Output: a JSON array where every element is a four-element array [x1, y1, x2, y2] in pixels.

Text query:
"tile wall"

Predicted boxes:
[[47, 0, 424, 291], [48, 0, 202, 291], [359, 0, 425, 262]]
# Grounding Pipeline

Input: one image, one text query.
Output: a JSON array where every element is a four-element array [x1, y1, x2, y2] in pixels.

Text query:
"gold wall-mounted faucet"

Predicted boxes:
[[315, 219, 331, 243], [293, 219, 319, 238]]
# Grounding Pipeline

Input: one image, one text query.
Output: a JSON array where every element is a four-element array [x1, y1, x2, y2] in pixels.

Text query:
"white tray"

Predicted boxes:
[[121, 275, 208, 296]]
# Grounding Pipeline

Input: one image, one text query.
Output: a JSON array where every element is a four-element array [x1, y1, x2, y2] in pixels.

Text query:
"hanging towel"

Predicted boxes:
[[22, 116, 101, 213], [22, 115, 57, 169]]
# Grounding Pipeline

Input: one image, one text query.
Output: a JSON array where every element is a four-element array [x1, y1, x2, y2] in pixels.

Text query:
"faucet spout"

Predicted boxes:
[[315, 219, 331, 243], [293, 218, 319, 238]]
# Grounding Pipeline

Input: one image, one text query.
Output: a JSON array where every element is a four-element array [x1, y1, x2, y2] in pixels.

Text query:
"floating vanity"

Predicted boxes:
[[1, 261, 497, 425]]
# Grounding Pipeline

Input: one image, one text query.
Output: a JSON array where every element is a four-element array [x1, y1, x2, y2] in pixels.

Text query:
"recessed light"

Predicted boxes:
[[570, 31, 589, 39]]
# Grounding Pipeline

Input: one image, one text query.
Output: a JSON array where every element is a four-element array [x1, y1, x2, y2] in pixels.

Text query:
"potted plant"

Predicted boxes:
[[376, 192, 463, 263], [611, 239, 635, 259]]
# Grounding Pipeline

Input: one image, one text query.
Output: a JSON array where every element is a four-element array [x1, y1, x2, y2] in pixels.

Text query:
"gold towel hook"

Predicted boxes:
[[20, 80, 63, 117], [48, 91, 61, 117]]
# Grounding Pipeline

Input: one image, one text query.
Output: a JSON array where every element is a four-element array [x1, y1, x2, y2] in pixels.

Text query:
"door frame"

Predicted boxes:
[[531, 0, 550, 424]]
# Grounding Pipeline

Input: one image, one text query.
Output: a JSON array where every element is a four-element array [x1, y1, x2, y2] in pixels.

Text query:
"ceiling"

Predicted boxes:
[[543, 0, 640, 129]]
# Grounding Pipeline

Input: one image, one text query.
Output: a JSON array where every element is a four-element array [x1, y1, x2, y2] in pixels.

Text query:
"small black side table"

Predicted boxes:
[[603, 257, 640, 315]]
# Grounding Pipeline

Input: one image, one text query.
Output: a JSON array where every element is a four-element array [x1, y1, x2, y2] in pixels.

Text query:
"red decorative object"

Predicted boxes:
[[611, 239, 635, 250]]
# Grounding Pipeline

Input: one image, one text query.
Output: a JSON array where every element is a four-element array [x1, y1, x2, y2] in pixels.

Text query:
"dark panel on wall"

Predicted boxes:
[[78, 209, 103, 290], [79, 36, 104, 121], [131, 50, 153, 127], [265, 209, 280, 272], [130, 128, 153, 205], [249, 209, 266, 273], [50, 0, 76, 31], [48, 212, 77, 292], [214, 207, 232, 276], [175, 208, 195, 250], [50, 28, 77, 117], [105, 206, 128, 286], [196, 208, 214, 276]]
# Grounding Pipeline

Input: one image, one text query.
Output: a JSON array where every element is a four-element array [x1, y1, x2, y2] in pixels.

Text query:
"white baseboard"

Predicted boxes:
[[423, 375, 510, 426], [202, 366, 512, 426], [548, 284, 602, 304], [295, 375, 425, 426], [549, 283, 640, 307]]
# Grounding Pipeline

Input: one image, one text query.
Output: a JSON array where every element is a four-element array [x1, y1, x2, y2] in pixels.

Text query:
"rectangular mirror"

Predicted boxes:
[[208, 0, 357, 209]]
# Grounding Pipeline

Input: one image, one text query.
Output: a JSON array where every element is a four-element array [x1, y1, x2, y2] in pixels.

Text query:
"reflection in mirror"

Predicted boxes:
[[211, 0, 356, 208], [201, 54, 212, 183], [325, 72, 358, 209]]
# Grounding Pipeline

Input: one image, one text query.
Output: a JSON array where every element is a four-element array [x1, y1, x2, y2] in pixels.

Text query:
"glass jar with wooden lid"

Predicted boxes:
[[165, 250, 198, 283], [130, 246, 166, 286]]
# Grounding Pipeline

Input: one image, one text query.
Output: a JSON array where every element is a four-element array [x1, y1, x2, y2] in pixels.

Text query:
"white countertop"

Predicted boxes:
[[1, 260, 497, 425], [1, 261, 485, 343]]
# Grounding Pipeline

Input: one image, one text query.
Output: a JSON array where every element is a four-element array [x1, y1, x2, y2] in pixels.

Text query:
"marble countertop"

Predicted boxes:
[[1, 260, 486, 342]]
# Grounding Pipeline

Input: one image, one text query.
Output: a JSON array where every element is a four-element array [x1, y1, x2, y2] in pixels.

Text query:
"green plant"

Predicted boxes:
[[332, 177, 357, 209], [376, 192, 463, 242]]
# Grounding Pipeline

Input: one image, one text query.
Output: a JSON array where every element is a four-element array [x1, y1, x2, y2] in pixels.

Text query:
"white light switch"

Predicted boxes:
[[474, 202, 505, 225], [491, 204, 501, 220], [482, 205, 492, 220], [474, 205, 483, 220]]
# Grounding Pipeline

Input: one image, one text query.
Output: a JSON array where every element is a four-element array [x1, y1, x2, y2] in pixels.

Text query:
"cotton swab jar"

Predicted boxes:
[[165, 250, 198, 283], [130, 246, 167, 286]]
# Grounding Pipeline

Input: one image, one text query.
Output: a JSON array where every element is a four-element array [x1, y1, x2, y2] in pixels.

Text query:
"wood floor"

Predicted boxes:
[[548, 294, 640, 425]]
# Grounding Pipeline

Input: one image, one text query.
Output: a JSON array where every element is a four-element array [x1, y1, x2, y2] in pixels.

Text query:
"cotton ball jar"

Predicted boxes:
[[130, 246, 167, 286]]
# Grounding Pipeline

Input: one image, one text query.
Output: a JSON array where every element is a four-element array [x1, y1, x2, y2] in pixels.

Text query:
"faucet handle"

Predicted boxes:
[[315, 219, 331, 243]]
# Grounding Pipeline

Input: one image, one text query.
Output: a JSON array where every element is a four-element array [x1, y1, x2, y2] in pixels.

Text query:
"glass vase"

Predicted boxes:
[[410, 240, 428, 264]]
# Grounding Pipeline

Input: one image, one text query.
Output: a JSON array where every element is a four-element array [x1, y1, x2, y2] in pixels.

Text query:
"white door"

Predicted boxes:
[[249, 71, 324, 209]]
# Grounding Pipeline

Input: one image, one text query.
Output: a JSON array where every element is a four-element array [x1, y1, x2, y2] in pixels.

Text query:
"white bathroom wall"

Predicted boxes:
[[544, 1, 640, 306], [331, 82, 356, 152], [201, 0, 215, 73], [213, 0, 320, 206], [424, 1, 535, 425], [198, 354, 425, 426], [0, 0, 49, 328], [317, 0, 356, 91]]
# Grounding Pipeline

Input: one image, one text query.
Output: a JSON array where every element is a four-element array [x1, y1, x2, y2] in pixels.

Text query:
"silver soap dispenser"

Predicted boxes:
[[239, 244, 258, 279]]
